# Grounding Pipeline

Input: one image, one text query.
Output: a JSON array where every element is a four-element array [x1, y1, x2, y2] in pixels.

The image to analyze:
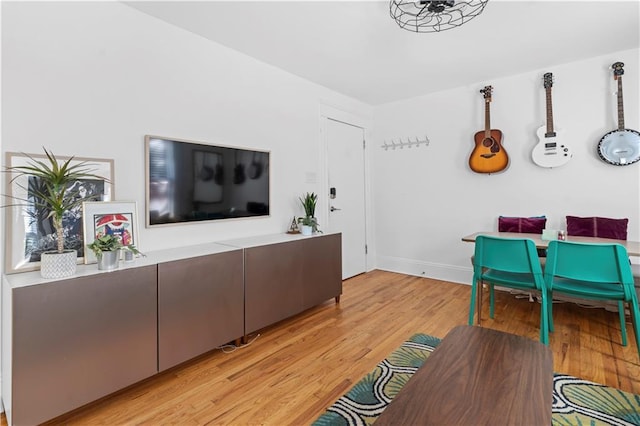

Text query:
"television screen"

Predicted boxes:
[[145, 135, 270, 226]]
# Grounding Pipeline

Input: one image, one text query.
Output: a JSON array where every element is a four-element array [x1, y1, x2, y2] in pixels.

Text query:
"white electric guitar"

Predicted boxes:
[[532, 73, 572, 168]]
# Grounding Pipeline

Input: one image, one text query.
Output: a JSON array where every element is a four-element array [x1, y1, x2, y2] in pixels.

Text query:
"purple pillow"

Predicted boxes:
[[498, 216, 547, 234], [566, 216, 628, 240]]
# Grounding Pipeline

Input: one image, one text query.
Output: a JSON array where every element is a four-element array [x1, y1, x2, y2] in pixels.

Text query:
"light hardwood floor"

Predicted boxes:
[[4, 270, 639, 425]]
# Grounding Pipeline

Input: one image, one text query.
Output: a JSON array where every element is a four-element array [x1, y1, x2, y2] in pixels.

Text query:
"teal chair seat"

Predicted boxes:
[[482, 270, 544, 289], [544, 240, 640, 356], [469, 235, 549, 344], [551, 278, 626, 300]]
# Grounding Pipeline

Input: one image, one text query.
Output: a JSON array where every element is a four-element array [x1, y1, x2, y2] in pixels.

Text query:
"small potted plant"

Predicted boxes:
[[87, 234, 142, 271], [297, 192, 321, 235], [3, 148, 107, 278]]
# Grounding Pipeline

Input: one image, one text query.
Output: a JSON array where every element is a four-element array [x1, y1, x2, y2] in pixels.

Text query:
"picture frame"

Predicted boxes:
[[82, 201, 139, 264], [4, 152, 114, 274]]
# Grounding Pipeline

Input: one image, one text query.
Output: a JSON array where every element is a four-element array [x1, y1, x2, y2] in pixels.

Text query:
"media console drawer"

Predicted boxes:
[[158, 250, 244, 371], [9, 266, 158, 426], [234, 233, 342, 335]]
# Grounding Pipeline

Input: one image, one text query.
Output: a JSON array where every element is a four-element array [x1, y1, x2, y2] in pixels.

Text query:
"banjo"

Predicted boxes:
[[597, 62, 640, 166]]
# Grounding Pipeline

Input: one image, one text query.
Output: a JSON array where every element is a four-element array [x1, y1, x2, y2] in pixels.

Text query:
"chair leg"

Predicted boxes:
[[489, 283, 495, 319], [618, 301, 628, 346], [629, 300, 640, 359], [547, 290, 554, 333], [539, 293, 549, 345], [468, 278, 478, 326], [477, 280, 483, 324]]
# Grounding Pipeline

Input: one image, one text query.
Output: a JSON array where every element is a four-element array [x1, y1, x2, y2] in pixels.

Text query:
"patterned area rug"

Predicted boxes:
[[313, 333, 640, 426]]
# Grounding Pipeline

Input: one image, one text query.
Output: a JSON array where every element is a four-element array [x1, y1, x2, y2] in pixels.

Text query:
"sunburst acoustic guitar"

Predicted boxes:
[[597, 61, 640, 166], [532, 72, 572, 168], [469, 86, 509, 174]]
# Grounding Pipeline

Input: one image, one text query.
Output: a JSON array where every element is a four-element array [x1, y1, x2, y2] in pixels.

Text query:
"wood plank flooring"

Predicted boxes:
[[4, 270, 639, 425]]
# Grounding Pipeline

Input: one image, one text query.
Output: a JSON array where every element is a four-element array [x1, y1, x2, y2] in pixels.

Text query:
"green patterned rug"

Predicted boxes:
[[313, 333, 640, 426]]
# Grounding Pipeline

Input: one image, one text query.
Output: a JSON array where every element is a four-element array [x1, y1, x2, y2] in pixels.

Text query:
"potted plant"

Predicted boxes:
[[87, 234, 142, 271], [297, 192, 321, 235], [4, 148, 107, 278]]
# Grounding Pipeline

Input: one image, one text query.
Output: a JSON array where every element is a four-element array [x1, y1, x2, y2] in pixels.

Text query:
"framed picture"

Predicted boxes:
[[4, 152, 114, 274], [82, 201, 139, 264]]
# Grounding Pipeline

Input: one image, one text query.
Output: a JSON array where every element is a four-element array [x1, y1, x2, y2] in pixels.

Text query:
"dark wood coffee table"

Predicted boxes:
[[375, 325, 553, 425]]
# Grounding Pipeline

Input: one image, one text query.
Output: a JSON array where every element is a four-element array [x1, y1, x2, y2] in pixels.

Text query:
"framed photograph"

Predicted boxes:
[[4, 152, 114, 274], [82, 201, 139, 264]]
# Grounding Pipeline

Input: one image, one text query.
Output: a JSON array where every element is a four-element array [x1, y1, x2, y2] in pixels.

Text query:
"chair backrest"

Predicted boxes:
[[545, 240, 635, 298], [474, 235, 544, 276]]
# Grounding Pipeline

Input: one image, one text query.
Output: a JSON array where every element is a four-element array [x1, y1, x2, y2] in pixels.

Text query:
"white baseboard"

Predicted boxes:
[[376, 255, 471, 285], [375, 256, 639, 312]]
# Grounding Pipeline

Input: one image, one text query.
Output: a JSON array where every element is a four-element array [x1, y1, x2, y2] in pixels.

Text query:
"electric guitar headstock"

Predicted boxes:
[[480, 85, 493, 102], [612, 62, 624, 80], [543, 72, 553, 89]]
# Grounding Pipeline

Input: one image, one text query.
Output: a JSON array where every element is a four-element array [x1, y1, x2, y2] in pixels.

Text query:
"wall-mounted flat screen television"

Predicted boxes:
[[145, 135, 270, 227]]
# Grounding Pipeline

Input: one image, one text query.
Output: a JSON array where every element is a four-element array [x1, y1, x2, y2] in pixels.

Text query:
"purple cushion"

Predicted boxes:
[[498, 216, 547, 234], [566, 216, 628, 240]]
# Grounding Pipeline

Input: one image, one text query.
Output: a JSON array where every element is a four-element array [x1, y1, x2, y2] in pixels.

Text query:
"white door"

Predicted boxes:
[[325, 118, 367, 279]]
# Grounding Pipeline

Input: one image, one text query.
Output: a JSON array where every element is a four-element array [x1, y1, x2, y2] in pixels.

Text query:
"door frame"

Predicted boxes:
[[318, 104, 374, 275]]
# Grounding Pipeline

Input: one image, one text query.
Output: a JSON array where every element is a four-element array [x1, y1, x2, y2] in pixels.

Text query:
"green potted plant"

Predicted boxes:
[[297, 192, 321, 235], [4, 148, 107, 278], [87, 234, 142, 271]]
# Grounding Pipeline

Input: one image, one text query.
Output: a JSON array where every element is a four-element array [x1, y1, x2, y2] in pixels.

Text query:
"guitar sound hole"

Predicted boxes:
[[482, 138, 493, 148]]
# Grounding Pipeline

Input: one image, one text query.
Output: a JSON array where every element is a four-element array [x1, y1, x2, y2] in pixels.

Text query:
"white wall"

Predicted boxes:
[[372, 48, 640, 284], [1, 1, 372, 256]]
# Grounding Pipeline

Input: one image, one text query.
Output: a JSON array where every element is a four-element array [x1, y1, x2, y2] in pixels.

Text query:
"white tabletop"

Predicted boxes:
[[462, 231, 640, 257]]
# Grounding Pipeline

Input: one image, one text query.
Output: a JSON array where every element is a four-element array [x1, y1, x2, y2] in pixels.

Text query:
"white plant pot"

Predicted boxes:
[[40, 250, 77, 279], [301, 225, 313, 236], [97, 250, 120, 271]]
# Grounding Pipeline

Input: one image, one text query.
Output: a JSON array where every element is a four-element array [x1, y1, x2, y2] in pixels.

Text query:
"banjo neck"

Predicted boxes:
[[616, 75, 625, 130]]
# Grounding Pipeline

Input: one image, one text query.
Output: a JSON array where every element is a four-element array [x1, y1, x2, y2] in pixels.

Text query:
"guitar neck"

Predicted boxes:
[[617, 77, 625, 129], [484, 100, 491, 137], [545, 86, 556, 137]]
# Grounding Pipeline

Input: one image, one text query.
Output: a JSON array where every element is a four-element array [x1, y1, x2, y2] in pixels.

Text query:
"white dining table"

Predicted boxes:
[[462, 231, 640, 257]]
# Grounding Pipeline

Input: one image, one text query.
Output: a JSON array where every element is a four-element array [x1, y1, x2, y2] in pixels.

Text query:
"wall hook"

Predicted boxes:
[[381, 135, 431, 150]]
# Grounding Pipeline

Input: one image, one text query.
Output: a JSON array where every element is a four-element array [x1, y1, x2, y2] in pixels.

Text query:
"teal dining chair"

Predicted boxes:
[[544, 240, 640, 356], [469, 235, 549, 344]]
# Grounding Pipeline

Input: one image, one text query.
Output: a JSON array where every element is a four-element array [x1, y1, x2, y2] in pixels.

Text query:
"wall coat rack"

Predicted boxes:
[[381, 136, 430, 150]]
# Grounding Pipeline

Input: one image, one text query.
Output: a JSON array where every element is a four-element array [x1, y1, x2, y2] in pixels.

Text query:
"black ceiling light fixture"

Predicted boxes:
[[390, 0, 489, 33]]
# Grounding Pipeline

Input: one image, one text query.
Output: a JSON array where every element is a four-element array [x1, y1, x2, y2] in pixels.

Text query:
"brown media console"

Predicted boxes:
[[2, 232, 342, 425]]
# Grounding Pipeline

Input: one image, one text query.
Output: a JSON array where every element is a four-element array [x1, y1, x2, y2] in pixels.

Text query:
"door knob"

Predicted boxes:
[[330, 206, 342, 212]]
